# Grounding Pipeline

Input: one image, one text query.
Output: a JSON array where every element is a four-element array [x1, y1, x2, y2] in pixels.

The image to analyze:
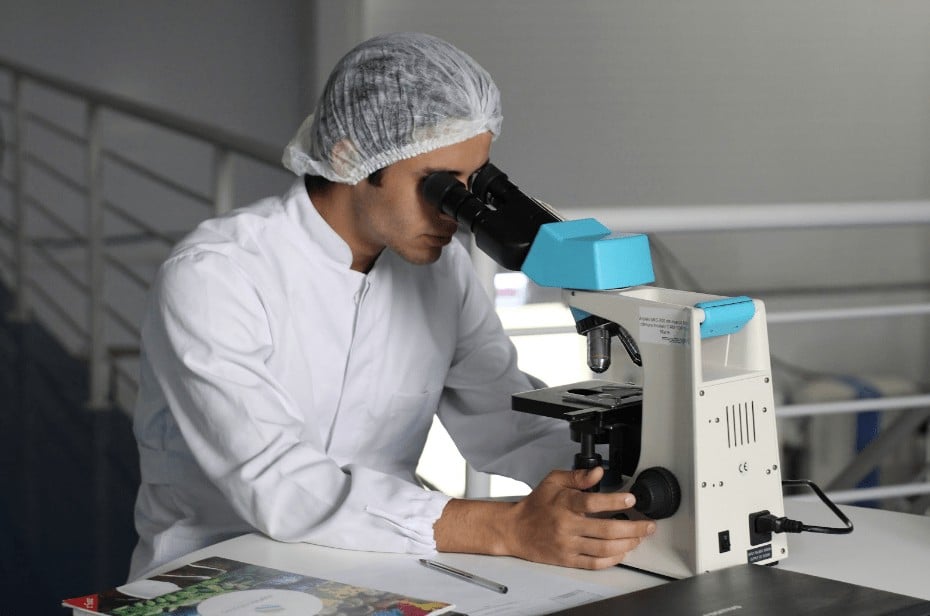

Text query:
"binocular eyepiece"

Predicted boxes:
[[421, 163, 561, 272]]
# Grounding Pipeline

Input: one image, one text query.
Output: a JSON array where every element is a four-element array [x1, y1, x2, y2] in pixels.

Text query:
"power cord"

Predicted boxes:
[[754, 479, 854, 535]]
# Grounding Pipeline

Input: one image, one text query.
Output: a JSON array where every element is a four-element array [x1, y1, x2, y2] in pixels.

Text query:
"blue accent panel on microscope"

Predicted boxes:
[[695, 296, 756, 339], [569, 306, 591, 322], [521, 219, 655, 290]]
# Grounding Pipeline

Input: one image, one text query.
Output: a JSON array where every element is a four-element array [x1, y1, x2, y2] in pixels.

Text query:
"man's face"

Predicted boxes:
[[348, 131, 492, 268]]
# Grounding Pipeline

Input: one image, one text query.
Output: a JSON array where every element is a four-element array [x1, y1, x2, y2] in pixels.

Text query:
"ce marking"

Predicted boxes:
[[738, 462, 749, 474]]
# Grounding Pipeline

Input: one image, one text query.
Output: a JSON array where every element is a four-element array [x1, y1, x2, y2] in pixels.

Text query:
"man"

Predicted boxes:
[[129, 32, 654, 581]]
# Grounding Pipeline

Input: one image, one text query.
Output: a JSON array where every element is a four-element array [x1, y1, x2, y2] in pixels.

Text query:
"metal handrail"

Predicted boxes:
[[0, 55, 281, 165], [504, 302, 930, 337], [25, 277, 87, 341], [24, 151, 85, 193], [103, 199, 183, 246], [778, 394, 930, 419], [103, 149, 214, 207], [0, 55, 286, 408], [575, 201, 930, 233], [787, 482, 930, 504], [23, 192, 84, 242], [768, 303, 930, 324], [25, 110, 85, 145]]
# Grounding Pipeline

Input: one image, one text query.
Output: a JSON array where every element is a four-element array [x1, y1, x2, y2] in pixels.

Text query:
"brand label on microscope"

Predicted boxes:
[[639, 307, 690, 346]]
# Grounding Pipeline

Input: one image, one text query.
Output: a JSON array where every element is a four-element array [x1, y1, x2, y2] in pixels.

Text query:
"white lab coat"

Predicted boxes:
[[129, 179, 577, 580]]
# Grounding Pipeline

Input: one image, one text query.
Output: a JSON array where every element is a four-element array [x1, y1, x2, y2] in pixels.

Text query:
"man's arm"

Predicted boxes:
[[434, 466, 656, 570]]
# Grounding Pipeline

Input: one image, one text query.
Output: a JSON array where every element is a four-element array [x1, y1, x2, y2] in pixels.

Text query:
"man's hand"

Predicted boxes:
[[433, 466, 656, 570]]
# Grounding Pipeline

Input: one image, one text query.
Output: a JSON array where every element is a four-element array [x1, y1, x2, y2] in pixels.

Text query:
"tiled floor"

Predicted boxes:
[[0, 289, 140, 615]]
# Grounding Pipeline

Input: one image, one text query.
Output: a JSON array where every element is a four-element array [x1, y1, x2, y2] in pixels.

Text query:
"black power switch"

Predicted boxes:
[[718, 530, 731, 553]]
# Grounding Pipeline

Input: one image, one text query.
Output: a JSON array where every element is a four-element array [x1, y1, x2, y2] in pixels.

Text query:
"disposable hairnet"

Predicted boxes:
[[282, 32, 502, 185]]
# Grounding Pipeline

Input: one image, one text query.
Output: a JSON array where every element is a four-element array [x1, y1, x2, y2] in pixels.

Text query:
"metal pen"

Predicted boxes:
[[418, 558, 509, 594]]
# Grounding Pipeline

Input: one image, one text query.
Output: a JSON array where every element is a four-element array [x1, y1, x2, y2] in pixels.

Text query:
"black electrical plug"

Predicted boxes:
[[754, 513, 804, 535]]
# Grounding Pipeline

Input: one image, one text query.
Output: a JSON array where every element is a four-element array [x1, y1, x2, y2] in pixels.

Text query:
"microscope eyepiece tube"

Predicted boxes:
[[422, 170, 541, 271], [421, 171, 489, 225], [469, 163, 563, 225]]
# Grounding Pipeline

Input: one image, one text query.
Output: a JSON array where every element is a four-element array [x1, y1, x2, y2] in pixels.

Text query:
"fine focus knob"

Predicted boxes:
[[630, 467, 681, 520]]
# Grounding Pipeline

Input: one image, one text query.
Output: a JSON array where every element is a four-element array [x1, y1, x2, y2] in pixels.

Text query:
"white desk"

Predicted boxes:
[[778, 499, 930, 599], [154, 500, 930, 615]]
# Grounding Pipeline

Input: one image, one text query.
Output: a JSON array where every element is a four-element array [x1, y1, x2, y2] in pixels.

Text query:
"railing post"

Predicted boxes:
[[464, 237, 497, 498], [9, 72, 29, 322], [464, 466, 492, 499], [86, 103, 108, 409], [213, 146, 234, 216]]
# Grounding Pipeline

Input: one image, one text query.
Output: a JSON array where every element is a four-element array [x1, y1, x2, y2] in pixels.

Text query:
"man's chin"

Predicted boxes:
[[391, 244, 443, 266], [426, 234, 454, 248]]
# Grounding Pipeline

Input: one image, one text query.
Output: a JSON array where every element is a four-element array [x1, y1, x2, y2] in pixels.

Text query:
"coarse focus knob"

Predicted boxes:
[[630, 466, 681, 520]]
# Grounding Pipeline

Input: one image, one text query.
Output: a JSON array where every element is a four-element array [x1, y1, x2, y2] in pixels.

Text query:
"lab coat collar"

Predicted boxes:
[[283, 179, 356, 270]]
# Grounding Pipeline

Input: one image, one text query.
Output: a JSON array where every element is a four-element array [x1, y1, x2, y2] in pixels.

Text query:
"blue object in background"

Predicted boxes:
[[838, 375, 883, 508]]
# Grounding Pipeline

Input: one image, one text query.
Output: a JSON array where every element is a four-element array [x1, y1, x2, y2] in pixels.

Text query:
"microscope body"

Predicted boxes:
[[564, 286, 787, 578], [422, 164, 788, 579]]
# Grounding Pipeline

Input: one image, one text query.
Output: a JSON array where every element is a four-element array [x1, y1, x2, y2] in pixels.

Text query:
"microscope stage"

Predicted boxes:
[[511, 379, 642, 422]]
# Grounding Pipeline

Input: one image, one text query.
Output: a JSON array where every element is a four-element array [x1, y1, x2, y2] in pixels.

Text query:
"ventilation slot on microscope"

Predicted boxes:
[[725, 402, 757, 448]]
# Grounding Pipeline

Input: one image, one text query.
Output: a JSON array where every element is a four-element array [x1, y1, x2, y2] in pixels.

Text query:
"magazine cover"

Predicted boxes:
[[62, 556, 455, 616]]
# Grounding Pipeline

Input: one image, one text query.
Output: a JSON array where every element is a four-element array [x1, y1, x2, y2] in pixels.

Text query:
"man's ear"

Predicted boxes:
[[367, 167, 385, 187], [329, 139, 361, 180]]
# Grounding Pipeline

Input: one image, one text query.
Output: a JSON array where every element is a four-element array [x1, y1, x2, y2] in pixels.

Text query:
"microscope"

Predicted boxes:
[[423, 165, 789, 579]]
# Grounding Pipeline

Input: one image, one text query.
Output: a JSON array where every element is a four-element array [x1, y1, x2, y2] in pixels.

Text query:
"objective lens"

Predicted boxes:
[[586, 327, 612, 373]]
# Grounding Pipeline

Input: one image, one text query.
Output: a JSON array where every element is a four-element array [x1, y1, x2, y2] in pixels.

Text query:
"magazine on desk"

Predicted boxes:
[[63, 555, 457, 616]]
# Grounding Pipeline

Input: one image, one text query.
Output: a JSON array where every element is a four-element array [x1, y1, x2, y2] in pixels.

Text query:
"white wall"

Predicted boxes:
[[0, 0, 306, 146]]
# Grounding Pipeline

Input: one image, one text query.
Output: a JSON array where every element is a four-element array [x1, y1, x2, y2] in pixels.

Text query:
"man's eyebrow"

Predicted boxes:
[[422, 158, 490, 177], [422, 166, 454, 175]]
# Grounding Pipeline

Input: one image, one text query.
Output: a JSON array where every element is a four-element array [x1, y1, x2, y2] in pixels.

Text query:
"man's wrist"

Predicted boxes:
[[433, 498, 516, 557]]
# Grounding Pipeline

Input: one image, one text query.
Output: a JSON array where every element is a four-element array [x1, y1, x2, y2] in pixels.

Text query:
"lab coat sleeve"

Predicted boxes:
[[437, 256, 580, 487], [144, 250, 450, 552]]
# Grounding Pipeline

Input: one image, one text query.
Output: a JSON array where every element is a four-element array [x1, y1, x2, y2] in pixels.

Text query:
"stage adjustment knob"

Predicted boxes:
[[630, 467, 681, 519]]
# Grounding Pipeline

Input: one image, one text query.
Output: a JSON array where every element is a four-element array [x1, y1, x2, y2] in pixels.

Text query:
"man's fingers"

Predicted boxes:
[[565, 466, 604, 490], [561, 536, 647, 570], [577, 536, 643, 558], [569, 552, 633, 570], [549, 469, 643, 517], [567, 489, 639, 516], [578, 517, 657, 541]]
